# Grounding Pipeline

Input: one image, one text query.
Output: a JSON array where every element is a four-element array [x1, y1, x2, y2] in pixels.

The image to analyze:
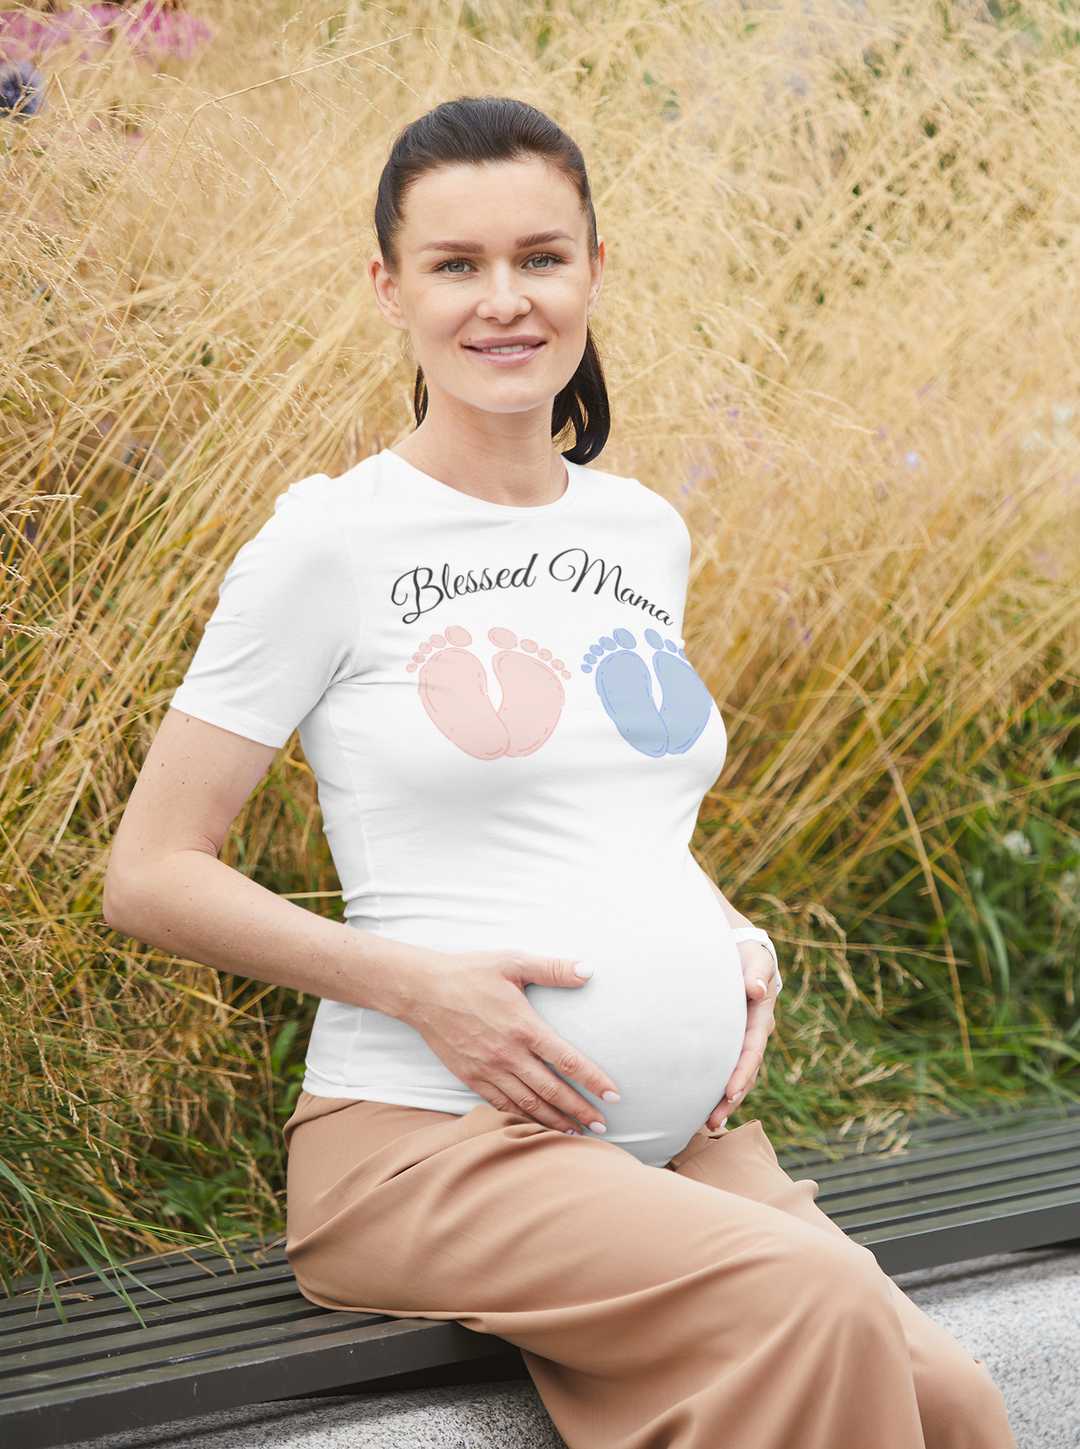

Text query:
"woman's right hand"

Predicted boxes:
[[385, 948, 620, 1136]]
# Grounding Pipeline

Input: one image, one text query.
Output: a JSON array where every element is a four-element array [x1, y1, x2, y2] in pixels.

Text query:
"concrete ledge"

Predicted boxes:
[[66, 1383, 565, 1449], [70, 1247, 1079, 1449]]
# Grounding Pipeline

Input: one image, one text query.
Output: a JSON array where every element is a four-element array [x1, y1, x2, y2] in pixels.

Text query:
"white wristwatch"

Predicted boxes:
[[730, 926, 782, 993]]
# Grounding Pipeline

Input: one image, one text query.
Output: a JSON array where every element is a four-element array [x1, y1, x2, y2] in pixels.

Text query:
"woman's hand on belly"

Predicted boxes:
[[387, 949, 621, 1135], [706, 940, 781, 1130]]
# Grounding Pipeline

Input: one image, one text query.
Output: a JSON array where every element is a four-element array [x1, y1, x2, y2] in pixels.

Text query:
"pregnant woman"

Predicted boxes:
[[105, 98, 1014, 1449]]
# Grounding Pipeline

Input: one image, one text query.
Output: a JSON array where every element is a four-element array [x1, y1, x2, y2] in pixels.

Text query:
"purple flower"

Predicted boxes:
[[787, 617, 812, 644], [0, 60, 44, 118], [1033, 548, 1059, 580], [110, 5, 214, 63], [0, 5, 212, 66]]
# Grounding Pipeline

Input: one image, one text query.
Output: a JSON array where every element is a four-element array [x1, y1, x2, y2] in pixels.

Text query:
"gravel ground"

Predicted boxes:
[[68, 1246, 1080, 1449], [897, 1244, 1080, 1449]]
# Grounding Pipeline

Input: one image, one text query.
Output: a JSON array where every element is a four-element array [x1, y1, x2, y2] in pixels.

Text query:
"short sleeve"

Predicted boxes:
[[171, 480, 358, 748]]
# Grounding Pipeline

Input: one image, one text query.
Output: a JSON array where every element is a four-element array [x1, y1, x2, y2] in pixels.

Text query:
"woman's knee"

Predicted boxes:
[[753, 1222, 901, 1339], [793, 1224, 888, 1290]]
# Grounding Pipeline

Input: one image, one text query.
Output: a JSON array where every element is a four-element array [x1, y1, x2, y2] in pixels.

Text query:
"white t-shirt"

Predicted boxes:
[[172, 451, 746, 1168]]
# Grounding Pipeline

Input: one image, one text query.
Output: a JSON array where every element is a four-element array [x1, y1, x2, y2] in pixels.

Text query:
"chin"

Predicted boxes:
[[460, 374, 575, 417]]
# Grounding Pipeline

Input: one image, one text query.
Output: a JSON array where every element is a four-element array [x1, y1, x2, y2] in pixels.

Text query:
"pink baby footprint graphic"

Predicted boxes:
[[408, 625, 506, 760], [490, 627, 570, 757], [407, 627, 570, 760]]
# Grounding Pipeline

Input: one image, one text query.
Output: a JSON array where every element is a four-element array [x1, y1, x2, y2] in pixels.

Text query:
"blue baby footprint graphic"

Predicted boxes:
[[585, 628, 667, 757], [644, 628, 714, 755], [582, 629, 714, 758]]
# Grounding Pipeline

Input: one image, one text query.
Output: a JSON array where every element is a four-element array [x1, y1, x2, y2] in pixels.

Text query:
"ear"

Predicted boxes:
[[369, 254, 409, 333], [587, 236, 606, 317]]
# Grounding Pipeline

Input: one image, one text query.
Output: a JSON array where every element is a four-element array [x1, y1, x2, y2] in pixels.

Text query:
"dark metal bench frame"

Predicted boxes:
[[3, 1104, 1078, 1449]]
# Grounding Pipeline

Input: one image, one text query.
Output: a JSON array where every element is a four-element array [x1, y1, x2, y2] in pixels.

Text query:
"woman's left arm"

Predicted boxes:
[[703, 875, 781, 1129]]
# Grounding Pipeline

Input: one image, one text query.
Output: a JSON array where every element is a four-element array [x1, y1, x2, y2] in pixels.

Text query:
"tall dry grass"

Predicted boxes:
[[3, 0, 1080, 1284]]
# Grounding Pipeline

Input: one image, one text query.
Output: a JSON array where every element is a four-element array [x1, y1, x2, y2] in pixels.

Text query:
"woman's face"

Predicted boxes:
[[371, 157, 604, 422]]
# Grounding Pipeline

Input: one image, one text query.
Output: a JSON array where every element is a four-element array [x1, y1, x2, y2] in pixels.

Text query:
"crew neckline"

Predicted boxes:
[[382, 450, 581, 518]]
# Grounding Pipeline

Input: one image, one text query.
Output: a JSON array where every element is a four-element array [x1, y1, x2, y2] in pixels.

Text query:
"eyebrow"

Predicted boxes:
[[420, 229, 574, 254]]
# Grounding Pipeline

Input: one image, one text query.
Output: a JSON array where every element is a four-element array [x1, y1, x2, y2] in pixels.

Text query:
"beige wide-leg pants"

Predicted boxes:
[[284, 1093, 1014, 1449]]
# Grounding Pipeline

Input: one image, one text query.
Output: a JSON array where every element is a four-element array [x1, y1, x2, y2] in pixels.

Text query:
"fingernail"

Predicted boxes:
[[565, 1129, 579, 1136], [601, 1090, 620, 1103], [754, 978, 767, 995], [731, 1091, 743, 1103], [574, 961, 594, 979], [718, 1117, 729, 1129], [588, 1121, 607, 1134]]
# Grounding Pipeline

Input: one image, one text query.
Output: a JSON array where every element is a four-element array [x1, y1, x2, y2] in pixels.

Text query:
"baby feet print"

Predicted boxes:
[[489, 627, 571, 758], [408, 626, 570, 760], [582, 628, 713, 757]]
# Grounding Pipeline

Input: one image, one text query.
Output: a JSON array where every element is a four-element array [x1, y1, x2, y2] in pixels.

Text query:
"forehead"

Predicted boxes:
[[398, 158, 587, 242]]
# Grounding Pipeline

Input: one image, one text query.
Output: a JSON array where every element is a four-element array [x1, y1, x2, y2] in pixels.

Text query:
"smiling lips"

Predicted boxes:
[[465, 335, 546, 358]]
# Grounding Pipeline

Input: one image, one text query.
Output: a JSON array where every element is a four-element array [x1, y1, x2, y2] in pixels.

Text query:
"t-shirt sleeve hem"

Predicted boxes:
[[169, 690, 290, 750]]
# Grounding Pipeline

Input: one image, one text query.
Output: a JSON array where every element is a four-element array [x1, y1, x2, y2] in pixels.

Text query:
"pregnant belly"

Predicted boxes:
[[525, 924, 747, 1168]]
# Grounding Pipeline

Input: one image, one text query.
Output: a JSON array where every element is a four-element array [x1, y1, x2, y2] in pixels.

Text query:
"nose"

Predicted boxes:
[[476, 261, 531, 324]]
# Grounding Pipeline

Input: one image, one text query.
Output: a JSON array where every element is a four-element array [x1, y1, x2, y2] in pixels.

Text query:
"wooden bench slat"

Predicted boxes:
[[792, 1114, 1080, 1181], [845, 1197, 1080, 1274], [810, 1144, 1080, 1202], [1, 1295, 357, 1381], [807, 1138, 1080, 1196], [0, 1273, 310, 1356], [3, 1314, 423, 1405], [813, 1152, 1080, 1221], [793, 1110, 1079, 1193], [852, 1181, 1080, 1236], [1, 1306, 389, 1397], [810, 1127, 1079, 1181], [4, 1312, 435, 1404], [0, 1250, 295, 1332], [829, 1108, 1077, 1147], [841, 1178, 1080, 1234]]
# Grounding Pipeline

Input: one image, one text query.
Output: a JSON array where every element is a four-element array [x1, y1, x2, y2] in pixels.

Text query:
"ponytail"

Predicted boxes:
[[552, 329, 609, 465], [413, 367, 428, 429], [411, 327, 610, 465]]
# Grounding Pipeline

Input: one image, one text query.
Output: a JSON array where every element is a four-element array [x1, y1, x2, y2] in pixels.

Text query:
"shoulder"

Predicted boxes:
[[223, 465, 369, 595], [229, 477, 336, 577], [572, 462, 690, 539], [245, 453, 400, 558], [273, 453, 386, 523]]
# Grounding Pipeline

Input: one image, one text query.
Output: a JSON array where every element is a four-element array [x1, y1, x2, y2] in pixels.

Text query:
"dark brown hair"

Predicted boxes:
[[375, 96, 610, 465]]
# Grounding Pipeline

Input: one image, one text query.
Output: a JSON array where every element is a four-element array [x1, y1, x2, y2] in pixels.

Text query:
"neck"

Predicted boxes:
[[392, 392, 568, 507]]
